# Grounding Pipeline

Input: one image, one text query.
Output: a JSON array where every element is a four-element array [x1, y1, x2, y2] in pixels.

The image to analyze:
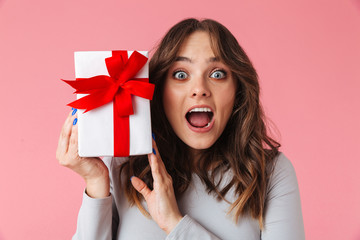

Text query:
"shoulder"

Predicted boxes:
[[272, 153, 296, 177], [263, 153, 305, 239], [267, 152, 300, 198]]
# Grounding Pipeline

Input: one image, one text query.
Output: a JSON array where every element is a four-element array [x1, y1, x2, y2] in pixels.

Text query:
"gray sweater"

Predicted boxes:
[[73, 153, 305, 240]]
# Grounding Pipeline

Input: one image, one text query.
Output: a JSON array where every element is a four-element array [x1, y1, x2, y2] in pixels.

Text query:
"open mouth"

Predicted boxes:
[[186, 107, 214, 128]]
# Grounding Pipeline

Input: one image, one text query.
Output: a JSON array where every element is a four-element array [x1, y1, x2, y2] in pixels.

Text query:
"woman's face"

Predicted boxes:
[[163, 31, 236, 151]]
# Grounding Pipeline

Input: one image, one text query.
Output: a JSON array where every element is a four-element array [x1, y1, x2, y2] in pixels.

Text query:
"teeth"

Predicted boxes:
[[189, 107, 212, 113]]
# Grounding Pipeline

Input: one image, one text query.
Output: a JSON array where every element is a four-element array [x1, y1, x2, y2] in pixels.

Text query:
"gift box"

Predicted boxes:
[[63, 50, 155, 157]]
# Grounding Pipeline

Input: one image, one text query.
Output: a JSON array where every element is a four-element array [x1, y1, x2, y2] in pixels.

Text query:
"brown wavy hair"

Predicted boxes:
[[120, 18, 280, 228]]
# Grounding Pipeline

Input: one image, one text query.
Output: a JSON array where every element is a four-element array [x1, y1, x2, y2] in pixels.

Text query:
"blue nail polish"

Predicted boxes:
[[152, 133, 156, 140], [153, 148, 156, 155], [72, 108, 77, 115], [130, 176, 134, 181], [73, 118, 77, 125]]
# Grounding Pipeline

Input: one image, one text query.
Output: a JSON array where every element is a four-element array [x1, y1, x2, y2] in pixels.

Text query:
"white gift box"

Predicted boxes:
[[74, 51, 152, 157]]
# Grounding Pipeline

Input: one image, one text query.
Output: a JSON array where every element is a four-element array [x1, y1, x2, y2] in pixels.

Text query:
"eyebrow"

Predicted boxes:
[[175, 56, 220, 63]]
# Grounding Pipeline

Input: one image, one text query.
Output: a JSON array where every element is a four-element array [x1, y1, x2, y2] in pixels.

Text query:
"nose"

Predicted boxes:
[[191, 78, 211, 98]]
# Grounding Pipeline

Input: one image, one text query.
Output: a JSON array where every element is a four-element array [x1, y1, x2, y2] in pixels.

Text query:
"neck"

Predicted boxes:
[[188, 147, 222, 172], [188, 147, 215, 171], [189, 148, 201, 162]]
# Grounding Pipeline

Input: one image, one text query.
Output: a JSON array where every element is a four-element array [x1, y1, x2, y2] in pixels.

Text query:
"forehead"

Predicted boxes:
[[177, 31, 216, 59]]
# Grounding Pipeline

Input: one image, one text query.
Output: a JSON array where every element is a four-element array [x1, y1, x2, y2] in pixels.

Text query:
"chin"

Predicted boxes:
[[183, 137, 216, 151]]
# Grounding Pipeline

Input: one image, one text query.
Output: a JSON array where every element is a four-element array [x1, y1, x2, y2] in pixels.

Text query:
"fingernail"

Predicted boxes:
[[73, 118, 77, 125], [130, 176, 134, 182], [72, 108, 77, 115], [152, 133, 156, 140], [152, 148, 156, 155]]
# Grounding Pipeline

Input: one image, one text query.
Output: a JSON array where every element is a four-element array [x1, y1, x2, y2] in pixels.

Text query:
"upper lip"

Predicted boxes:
[[186, 105, 214, 114]]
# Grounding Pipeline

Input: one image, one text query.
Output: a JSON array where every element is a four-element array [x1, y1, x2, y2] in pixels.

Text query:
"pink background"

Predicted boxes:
[[0, 0, 359, 239]]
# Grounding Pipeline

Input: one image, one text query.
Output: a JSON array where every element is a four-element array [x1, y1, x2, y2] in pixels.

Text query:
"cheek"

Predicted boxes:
[[219, 99, 235, 125], [219, 84, 236, 116], [162, 82, 180, 124]]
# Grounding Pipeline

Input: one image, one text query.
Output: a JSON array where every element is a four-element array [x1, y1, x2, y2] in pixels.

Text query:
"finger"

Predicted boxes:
[[152, 138, 168, 172], [152, 138, 161, 159], [148, 153, 162, 182], [152, 138, 169, 174], [131, 176, 151, 201], [58, 110, 73, 147], [148, 153, 174, 197], [148, 153, 171, 186], [67, 119, 79, 155], [57, 110, 77, 157]]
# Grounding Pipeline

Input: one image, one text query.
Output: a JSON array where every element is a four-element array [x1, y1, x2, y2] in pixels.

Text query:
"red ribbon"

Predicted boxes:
[[63, 51, 155, 156]]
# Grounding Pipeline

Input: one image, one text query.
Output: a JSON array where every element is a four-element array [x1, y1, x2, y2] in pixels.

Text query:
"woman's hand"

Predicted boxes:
[[131, 140, 183, 235], [56, 109, 110, 198]]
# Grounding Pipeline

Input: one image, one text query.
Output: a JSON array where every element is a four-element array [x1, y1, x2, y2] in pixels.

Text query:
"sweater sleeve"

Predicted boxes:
[[72, 157, 117, 240], [72, 191, 113, 240], [261, 154, 305, 240], [166, 215, 221, 240]]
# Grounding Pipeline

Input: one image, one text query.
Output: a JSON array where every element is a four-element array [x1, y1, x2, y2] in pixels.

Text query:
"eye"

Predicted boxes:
[[173, 70, 188, 80], [210, 70, 227, 79]]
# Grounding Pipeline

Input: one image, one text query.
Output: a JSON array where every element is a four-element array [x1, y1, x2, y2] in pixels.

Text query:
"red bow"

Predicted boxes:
[[63, 51, 154, 116]]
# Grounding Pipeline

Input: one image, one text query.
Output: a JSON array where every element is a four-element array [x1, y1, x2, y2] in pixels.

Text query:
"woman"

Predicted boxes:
[[57, 18, 305, 239]]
